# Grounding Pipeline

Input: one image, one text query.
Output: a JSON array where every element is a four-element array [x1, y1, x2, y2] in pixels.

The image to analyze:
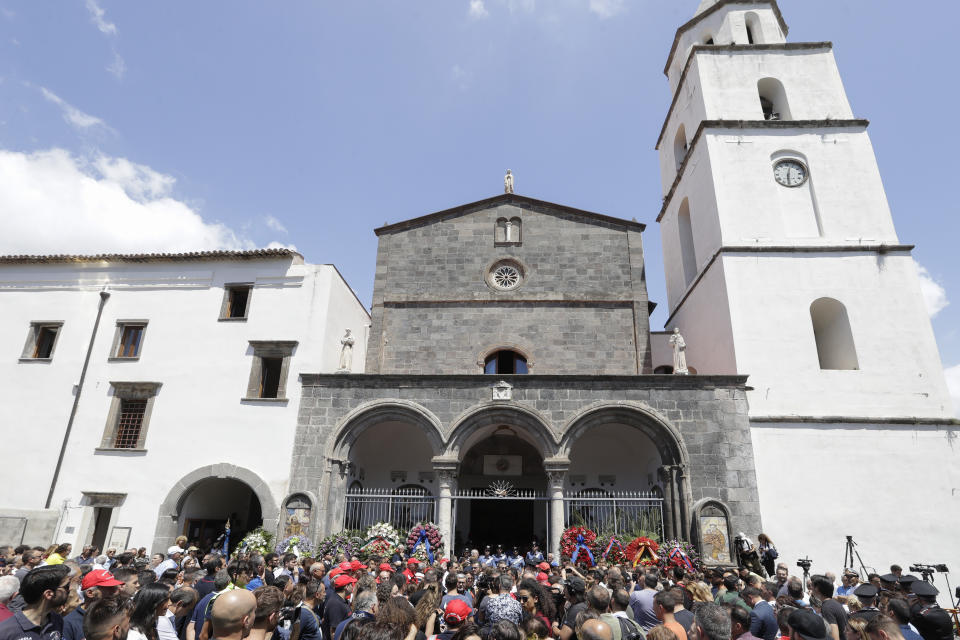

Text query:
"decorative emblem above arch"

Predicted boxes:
[[444, 402, 559, 460]]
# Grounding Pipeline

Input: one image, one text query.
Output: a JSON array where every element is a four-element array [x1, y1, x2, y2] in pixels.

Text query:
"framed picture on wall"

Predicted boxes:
[[107, 526, 131, 551]]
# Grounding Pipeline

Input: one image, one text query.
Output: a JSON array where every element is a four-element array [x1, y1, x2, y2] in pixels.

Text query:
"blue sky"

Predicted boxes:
[[0, 0, 957, 406]]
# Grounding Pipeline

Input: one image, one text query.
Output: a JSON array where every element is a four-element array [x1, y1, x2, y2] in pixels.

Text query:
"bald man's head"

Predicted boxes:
[[580, 619, 613, 640], [211, 589, 257, 639]]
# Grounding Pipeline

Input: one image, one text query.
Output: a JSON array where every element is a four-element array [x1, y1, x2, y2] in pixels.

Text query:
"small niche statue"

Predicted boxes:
[[504, 170, 514, 194], [338, 329, 355, 372], [669, 327, 689, 375]]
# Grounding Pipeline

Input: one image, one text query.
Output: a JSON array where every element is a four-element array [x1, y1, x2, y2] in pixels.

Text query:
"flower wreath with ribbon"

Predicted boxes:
[[560, 526, 598, 567], [361, 522, 401, 557], [598, 535, 627, 564], [406, 522, 443, 564], [625, 536, 660, 567]]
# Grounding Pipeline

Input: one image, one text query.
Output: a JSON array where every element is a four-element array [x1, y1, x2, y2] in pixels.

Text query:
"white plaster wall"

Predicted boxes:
[[0, 257, 369, 549], [658, 57, 708, 194], [750, 422, 960, 586], [659, 260, 738, 375], [724, 253, 954, 418], [660, 144, 721, 310], [706, 130, 900, 246], [697, 49, 853, 122], [668, 6, 786, 91]]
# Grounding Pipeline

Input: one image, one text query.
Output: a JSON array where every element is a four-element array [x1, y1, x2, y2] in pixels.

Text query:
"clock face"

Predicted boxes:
[[773, 159, 808, 187]]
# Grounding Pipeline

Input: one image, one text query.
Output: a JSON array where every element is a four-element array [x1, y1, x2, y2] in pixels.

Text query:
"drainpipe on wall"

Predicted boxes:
[[45, 290, 111, 509]]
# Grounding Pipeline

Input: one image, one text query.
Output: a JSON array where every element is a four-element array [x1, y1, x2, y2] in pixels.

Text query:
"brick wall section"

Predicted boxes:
[[291, 374, 762, 535], [366, 198, 652, 374]]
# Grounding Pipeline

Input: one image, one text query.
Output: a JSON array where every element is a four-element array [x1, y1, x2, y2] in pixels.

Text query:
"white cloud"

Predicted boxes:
[[264, 215, 288, 234], [468, 0, 489, 19], [0, 148, 252, 255], [39, 87, 113, 133], [107, 51, 126, 79], [266, 241, 298, 251], [85, 0, 117, 35], [915, 259, 949, 318], [945, 364, 960, 418], [505, 0, 535, 13], [588, 0, 625, 18]]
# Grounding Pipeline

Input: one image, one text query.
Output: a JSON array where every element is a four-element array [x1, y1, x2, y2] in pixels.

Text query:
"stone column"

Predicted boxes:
[[324, 459, 350, 535], [432, 460, 458, 556], [544, 458, 570, 560], [676, 464, 690, 539], [659, 465, 676, 540]]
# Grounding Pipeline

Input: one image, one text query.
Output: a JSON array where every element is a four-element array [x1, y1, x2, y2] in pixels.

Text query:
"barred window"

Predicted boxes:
[[114, 400, 147, 448]]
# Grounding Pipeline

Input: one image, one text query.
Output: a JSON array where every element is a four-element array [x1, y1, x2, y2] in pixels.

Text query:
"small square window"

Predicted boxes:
[[260, 357, 283, 398], [221, 284, 253, 320], [116, 325, 145, 358], [21, 322, 64, 361]]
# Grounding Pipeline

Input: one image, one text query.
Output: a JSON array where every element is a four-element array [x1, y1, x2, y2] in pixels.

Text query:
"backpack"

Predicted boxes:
[[619, 617, 645, 640]]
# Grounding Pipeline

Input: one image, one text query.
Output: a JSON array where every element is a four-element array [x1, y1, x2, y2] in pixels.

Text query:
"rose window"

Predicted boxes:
[[491, 264, 522, 290]]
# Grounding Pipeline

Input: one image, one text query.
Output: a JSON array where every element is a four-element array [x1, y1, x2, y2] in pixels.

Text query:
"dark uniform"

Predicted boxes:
[[909, 582, 954, 640], [848, 584, 881, 623]]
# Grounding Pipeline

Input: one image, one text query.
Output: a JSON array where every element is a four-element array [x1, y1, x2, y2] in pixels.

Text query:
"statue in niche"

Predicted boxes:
[[338, 329, 355, 372], [504, 220, 513, 242], [670, 327, 689, 375], [504, 170, 514, 194]]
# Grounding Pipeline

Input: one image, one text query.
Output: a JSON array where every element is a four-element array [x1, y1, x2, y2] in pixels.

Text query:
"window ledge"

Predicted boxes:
[[19, 357, 52, 363], [241, 397, 289, 404], [493, 241, 522, 247], [108, 357, 141, 362], [94, 447, 147, 454], [218, 317, 248, 322]]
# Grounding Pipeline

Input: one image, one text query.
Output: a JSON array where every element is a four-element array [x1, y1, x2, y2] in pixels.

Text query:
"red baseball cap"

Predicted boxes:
[[349, 560, 367, 571], [440, 558, 449, 563], [378, 563, 394, 572], [82, 569, 124, 590], [536, 572, 550, 583], [537, 562, 550, 571], [406, 558, 420, 566], [329, 567, 343, 579], [444, 599, 473, 623], [338, 562, 352, 571], [333, 574, 358, 589]]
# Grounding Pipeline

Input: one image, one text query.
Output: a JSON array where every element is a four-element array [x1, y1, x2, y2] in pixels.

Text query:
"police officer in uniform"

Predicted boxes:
[[492, 545, 507, 565], [525, 541, 544, 567], [909, 581, 954, 640], [848, 584, 881, 623]]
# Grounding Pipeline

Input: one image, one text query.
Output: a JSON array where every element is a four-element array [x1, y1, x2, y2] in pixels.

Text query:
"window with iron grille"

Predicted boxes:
[[98, 382, 161, 451], [20, 322, 64, 361], [114, 400, 147, 448]]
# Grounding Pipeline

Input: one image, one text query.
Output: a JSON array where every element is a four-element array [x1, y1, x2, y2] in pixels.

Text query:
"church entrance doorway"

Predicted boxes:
[[178, 478, 262, 554], [453, 428, 547, 553]]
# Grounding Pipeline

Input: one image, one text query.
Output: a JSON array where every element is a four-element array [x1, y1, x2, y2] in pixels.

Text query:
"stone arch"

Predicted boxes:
[[445, 403, 558, 460], [558, 402, 689, 465], [476, 343, 535, 372], [327, 399, 445, 459], [153, 463, 279, 553]]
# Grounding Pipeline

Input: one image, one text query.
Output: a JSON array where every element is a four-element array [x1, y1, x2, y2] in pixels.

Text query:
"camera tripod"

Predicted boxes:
[[843, 535, 871, 579]]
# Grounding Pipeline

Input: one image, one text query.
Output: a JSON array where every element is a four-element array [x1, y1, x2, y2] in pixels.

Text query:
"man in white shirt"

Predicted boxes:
[[155, 547, 184, 579], [157, 588, 198, 640]]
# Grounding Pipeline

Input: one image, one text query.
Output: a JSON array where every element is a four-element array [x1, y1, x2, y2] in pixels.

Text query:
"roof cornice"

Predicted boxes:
[[374, 193, 645, 236], [663, 0, 789, 76], [0, 248, 303, 265], [656, 119, 870, 222], [655, 42, 833, 150]]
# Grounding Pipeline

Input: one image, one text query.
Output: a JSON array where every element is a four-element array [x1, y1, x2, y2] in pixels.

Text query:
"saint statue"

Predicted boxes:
[[338, 329, 355, 372], [669, 327, 689, 375], [504, 170, 514, 194]]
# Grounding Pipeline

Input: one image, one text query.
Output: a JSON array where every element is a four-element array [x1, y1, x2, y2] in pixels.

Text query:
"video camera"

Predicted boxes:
[[797, 557, 813, 571], [278, 603, 302, 625], [909, 564, 949, 582]]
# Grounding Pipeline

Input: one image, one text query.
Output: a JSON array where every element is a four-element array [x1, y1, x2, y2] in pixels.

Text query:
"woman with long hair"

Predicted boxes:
[[129, 582, 172, 640], [757, 534, 777, 577], [412, 582, 442, 633], [516, 579, 555, 633]]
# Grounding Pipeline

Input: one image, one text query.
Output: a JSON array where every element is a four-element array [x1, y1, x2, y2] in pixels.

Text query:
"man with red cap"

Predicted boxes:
[[63, 570, 123, 640], [377, 564, 394, 584], [403, 559, 420, 585], [435, 600, 472, 640], [322, 574, 355, 640]]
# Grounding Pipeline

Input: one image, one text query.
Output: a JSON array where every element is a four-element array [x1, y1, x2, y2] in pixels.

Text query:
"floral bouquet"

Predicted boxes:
[[236, 528, 274, 557], [361, 522, 401, 557], [315, 531, 364, 559], [406, 522, 443, 563], [625, 536, 660, 567], [596, 534, 627, 565], [276, 534, 314, 558], [560, 526, 598, 567], [657, 539, 700, 573]]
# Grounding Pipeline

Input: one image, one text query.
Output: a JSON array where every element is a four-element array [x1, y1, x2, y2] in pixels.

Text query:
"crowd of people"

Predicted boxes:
[[0, 535, 955, 640]]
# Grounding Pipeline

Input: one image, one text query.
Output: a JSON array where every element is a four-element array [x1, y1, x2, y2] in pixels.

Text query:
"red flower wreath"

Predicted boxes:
[[625, 536, 661, 566], [597, 535, 627, 565], [560, 526, 599, 567]]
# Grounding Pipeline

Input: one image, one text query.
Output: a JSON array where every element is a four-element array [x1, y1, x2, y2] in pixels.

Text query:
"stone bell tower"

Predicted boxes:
[[654, 0, 953, 420]]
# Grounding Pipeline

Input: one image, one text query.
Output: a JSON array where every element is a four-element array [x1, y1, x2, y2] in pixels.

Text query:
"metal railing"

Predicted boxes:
[[564, 491, 664, 538], [344, 488, 436, 531]]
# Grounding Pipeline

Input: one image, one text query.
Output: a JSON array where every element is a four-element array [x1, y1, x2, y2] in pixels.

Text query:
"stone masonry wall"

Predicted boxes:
[[290, 374, 762, 539]]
